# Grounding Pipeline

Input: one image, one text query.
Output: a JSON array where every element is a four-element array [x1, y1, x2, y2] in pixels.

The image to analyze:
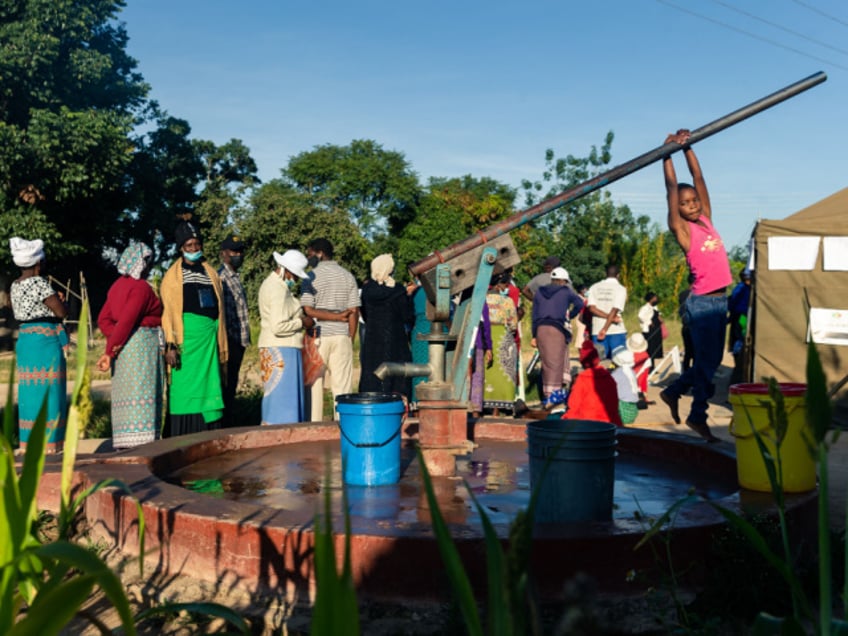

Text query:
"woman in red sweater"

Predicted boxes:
[[97, 242, 165, 448]]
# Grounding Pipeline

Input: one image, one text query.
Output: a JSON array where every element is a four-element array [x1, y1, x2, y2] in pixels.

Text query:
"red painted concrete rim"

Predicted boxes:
[[51, 421, 818, 601], [729, 383, 806, 397]]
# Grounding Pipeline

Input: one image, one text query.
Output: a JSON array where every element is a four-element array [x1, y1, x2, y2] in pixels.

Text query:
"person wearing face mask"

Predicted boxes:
[[96, 242, 165, 448], [217, 233, 250, 427], [9, 236, 68, 453], [160, 220, 228, 436], [257, 249, 314, 424]]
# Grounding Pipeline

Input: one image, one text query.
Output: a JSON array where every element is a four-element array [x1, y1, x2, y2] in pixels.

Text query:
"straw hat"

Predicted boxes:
[[626, 332, 648, 353]]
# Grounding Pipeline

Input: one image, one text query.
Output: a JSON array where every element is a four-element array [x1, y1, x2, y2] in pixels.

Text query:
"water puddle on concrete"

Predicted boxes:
[[165, 439, 737, 530]]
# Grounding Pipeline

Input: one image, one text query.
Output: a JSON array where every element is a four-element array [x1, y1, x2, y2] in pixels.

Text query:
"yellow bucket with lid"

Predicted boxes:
[[728, 383, 816, 493]]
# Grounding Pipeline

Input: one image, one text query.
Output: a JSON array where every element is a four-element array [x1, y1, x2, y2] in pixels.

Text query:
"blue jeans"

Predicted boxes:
[[664, 293, 727, 424]]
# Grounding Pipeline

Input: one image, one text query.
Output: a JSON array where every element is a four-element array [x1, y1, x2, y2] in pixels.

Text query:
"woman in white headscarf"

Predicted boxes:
[[96, 242, 165, 448], [9, 237, 67, 452], [359, 254, 414, 395]]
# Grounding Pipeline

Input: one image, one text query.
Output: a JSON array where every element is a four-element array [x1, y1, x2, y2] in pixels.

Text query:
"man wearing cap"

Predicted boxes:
[[300, 238, 360, 420], [522, 255, 561, 302], [531, 266, 584, 410], [218, 233, 250, 426], [586, 264, 628, 359]]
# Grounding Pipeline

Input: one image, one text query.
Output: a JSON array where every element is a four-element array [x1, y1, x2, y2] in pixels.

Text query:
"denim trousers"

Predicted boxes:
[[665, 293, 727, 424]]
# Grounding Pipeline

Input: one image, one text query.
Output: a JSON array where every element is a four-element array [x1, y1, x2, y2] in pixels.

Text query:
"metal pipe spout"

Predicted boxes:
[[374, 362, 432, 381]]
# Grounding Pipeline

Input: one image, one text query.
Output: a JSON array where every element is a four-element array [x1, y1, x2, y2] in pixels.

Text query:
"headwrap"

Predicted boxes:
[[579, 339, 600, 366], [117, 242, 153, 280], [9, 237, 45, 268], [174, 221, 201, 248], [370, 254, 395, 287]]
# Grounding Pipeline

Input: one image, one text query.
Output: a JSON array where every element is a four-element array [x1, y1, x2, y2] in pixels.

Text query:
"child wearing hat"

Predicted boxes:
[[610, 345, 639, 424]]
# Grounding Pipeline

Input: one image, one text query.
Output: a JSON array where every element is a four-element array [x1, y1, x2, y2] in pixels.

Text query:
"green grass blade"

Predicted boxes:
[[311, 456, 359, 636], [8, 573, 96, 636], [70, 302, 89, 406], [0, 436, 23, 561], [2, 356, 15, 444], [35, 541, 137, 636], [465, 481, 511, 636], [136, 601, 251, 634], [17, 398, 49, 544], [62, 304, 89, 516], [805, 341, 831, 445], [61, 478, 146, 576], [707, 502, 812, 622], [415, 446, 482, 636]]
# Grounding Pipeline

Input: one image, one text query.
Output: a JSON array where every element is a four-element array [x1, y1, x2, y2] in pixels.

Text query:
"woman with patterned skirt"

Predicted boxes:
[[257, 249, 313, 424], [483, 273, 519, 414], [160, 221, 228, 436], [97, 243, 165, 448], [8, 237, 68, 453]]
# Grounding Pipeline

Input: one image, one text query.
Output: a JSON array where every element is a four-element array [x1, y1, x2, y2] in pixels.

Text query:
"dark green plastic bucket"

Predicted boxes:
[[527, 419, 617, 523]]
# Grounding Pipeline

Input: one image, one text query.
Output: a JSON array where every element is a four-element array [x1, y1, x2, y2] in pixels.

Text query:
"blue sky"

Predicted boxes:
[[119, 0, 847, 251]]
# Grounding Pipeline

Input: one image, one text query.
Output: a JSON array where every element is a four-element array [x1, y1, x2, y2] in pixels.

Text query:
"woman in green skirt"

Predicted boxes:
[[160, 221, 228, 436]]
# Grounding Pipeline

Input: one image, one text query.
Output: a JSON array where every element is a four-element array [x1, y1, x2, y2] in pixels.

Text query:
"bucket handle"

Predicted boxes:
[[339, 423, 402, 448], [728, 399, 800, 439]]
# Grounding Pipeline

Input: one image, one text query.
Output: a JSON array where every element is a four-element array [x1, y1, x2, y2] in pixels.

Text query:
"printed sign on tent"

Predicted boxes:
[[808, 307, 848, 346]]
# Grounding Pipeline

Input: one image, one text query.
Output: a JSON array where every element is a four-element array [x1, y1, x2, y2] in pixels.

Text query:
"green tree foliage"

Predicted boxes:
[[193, 137, 260, 254], [396, 175, 519, 282], [283, 139, 421, 239], [519, 132, 645, 287], [124, 113, 204, 258], [237, 180, 370, 307], [0, 0, 148, 270]]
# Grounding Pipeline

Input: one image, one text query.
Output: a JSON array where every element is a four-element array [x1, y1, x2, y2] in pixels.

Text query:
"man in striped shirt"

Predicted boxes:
[[301, 238, 360, 420]]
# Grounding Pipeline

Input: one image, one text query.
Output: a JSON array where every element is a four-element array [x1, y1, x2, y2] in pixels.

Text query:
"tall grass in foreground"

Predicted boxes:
[[639, 341, 847, 634], [0, 307, 249, 634]]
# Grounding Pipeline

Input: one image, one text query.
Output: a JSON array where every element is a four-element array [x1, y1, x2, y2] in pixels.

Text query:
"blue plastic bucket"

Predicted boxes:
[[336, 393, 405, 486], [346, 484, 402, 519], [527, 419, 617, 523]]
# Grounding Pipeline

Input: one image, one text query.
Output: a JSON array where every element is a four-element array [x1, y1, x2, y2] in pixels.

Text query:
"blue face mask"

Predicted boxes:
[[499, 289, 509, 297], [285, 278, 296, 291], [183, 250, 203, 263]]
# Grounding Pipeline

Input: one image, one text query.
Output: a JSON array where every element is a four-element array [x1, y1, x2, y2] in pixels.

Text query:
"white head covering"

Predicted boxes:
[[273, 249, 309, 279], [550, 267, 570, 281], [9, 237, 45, 268], [370, 254, 396, 287]]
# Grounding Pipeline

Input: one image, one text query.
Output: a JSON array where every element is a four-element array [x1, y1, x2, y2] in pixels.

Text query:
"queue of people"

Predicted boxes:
[[6, 128, 736, 452]]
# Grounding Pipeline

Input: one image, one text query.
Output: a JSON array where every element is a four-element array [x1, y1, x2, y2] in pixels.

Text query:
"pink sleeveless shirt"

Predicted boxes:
[[686, 216, 732, 295]]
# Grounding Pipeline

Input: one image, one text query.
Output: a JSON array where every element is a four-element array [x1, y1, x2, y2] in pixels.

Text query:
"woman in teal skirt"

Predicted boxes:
[[9, 237, 68, 453], [160, 221, 228, 436]]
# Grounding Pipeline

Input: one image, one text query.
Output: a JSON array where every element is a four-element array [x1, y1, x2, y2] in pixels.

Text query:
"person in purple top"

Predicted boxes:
[[531, 267, 584, 410], [659, 129, 732, 442], [469, 300, 492, 419]]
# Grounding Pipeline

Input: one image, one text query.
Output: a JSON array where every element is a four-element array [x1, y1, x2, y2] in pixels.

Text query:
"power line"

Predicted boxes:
[[710, 0, 848, 57], [657, 0, 848, 71], [791, 0, 848, 29]]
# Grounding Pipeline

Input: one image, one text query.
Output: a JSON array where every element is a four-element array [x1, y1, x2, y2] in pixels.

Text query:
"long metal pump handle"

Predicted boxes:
[[409, 71, 827, 278]]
